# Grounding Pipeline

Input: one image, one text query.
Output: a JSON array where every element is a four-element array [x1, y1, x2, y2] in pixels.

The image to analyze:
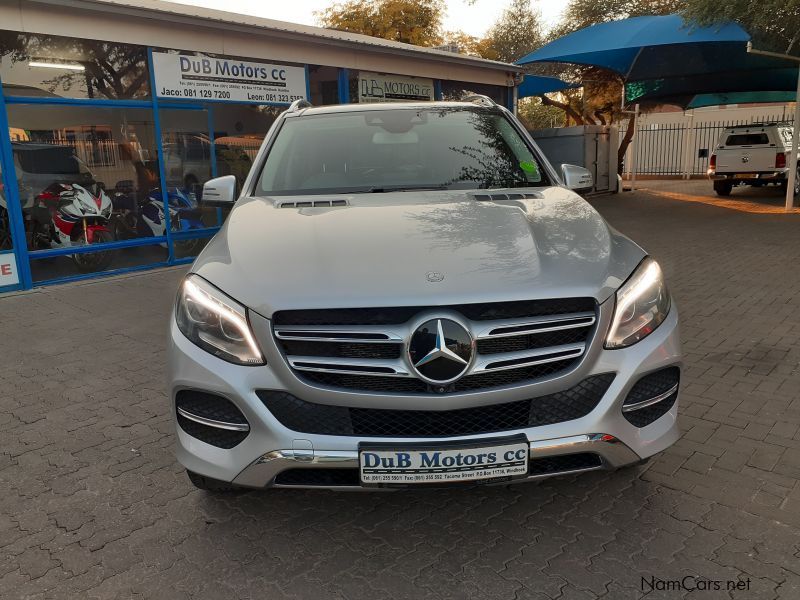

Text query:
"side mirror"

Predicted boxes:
[[201, 175, 237, 206], [561, 164, 593, 194]]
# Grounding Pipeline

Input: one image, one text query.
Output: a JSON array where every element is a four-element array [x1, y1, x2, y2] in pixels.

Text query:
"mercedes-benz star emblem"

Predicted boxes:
[[408, 318, 474, 384]]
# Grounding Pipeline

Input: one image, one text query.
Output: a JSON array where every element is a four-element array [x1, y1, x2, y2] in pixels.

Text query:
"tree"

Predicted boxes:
[[316, 0, 445, 46], [552, 0, 683, 37], [682, 0, 800, 56], [482, 0, 545, 63]]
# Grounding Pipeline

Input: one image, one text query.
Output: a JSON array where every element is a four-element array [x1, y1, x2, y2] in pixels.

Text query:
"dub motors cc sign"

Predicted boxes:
[[152, 52, 307, 104], [358, 71, 434, 103]]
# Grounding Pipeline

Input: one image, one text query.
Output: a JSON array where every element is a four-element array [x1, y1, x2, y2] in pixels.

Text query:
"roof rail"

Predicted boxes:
[[287, 98, 313, 113], [463, 94, 497, 108]]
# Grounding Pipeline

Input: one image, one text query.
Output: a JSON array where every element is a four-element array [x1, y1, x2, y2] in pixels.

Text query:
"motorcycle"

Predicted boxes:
[[29, 182, 114, 273], [112, 185, 205, 257]]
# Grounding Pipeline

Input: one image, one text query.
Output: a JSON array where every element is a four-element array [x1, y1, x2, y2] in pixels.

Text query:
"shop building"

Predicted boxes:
[[0, 0, 518, 291]]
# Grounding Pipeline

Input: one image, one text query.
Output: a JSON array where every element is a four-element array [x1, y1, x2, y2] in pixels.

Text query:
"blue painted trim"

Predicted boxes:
[[156, 97, 291, 108], [33, 260, 175, 287], [4, 95, 152, 108], [0, 78, 33, 289], [172, 256, 196, 266], [206, 106, 223, 225], [305, 64, 311, 101], [0, 283, 21, 294], [170, 227, 219, 241], [506, 87, 515, 111], [28, 235, 169, 259], [434, 80, 443, 101], [155, 102, 206, 111], [148, 47, 175, 264], [338, 68, 350, 104]]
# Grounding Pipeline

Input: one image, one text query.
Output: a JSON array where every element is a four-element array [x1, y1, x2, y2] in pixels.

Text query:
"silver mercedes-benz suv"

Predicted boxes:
[[168, 96, 680, 491]]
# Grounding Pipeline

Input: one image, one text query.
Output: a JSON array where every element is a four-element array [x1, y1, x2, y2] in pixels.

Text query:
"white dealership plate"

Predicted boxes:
[[359, 438, 529, 486]]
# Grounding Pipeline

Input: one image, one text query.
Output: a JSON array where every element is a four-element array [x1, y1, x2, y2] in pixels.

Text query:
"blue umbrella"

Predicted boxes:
[[517, 75, 578, 99], [517, 15, 751, 79]]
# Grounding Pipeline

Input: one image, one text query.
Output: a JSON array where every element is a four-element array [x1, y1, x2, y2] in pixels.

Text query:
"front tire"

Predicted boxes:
[[713, 180, 733, 196], [186, 470, 245, 493], [72, 229, 114, 273]]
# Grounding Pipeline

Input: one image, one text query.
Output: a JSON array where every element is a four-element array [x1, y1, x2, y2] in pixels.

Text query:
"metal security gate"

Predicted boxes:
[[626, 114, 795, 176]]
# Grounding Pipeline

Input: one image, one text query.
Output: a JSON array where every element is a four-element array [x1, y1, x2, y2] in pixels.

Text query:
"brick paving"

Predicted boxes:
[[1, 187, 800, 599]]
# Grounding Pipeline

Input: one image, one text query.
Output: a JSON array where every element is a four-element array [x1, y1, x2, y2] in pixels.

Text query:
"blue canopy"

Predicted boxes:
[[516, 15, 750, 78], [517, 75, 578, 99]]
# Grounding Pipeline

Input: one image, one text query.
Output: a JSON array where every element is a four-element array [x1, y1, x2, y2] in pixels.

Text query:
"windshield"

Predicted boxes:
[[255, 107, 548, 196]]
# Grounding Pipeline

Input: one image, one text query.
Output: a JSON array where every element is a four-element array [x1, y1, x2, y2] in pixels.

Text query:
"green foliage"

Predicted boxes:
[[483, 0, 545, 63], [682, 0, 800, 56], [316, 0, 445, 46], [516, 97, 566, 130]]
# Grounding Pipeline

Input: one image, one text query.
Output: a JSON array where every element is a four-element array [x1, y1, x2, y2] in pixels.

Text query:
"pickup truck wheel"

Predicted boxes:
[[713, 180, 733, 196]]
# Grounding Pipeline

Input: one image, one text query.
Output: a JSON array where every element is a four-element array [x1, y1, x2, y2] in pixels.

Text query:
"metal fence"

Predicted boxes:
[[627, 114, 795, 176]]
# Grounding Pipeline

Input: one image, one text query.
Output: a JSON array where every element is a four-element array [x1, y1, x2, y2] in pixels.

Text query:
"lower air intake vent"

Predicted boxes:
[[622, 367, 680, 428], [528, 453, 602, 475], [257, 374, 614, 438], [175, 390, 249, 449]]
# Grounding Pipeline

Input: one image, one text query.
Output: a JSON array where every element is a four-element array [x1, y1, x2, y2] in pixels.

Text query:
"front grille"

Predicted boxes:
[[476, 328, 589, 355], [274, 298, 597, 395], [274, 468, 361, 486], [528, 453, 602, 475], [273, 298, 595, 326], [258, 373, 614, 437], [298, 358, 578, 394], [272, 453, 604, 487], [623, 367, 680, 428], [279, 340, 403, 359]]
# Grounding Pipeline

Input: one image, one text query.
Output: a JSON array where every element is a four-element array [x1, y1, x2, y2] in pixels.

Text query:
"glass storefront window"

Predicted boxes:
[[6, 104, 162, 280], [212, 104, 283, 191], [308, 65, 339, 105], [0, 32, 149, 100], [158, 108, 217, 258], [0, 156, 12, 252]]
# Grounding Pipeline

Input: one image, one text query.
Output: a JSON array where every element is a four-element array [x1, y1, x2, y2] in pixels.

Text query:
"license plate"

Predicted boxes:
[[359, 438, 529, 486], [735, 173, 757, 179]]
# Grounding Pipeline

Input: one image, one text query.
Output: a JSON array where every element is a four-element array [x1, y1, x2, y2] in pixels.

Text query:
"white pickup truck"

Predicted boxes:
[[708, 123, 797, 197]]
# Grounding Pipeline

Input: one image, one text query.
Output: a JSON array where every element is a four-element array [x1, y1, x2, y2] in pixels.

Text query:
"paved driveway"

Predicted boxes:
[[1, 190, 799, 600]]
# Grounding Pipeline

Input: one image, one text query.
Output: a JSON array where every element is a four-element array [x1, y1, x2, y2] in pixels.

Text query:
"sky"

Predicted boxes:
[[168, 0, 565, 38]]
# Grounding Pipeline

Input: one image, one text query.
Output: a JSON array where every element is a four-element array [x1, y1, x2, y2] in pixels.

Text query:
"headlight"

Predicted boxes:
[[605, 258, 670, 349], [176, 275, 264, 365]]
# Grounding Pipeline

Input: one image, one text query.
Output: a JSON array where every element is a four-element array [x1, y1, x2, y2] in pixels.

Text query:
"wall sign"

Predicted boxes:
[[0, 253, 19, 287], [358, 71, 434, 103], [152, 52, 307, 104]]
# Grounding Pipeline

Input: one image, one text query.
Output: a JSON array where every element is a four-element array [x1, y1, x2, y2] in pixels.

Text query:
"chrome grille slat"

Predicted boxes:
[[273, 298, 597, 393], [477, 312, 596, 339], [288, 356, 411, 377], [274, 326, 403, 343], [473, 343, 586, 373]]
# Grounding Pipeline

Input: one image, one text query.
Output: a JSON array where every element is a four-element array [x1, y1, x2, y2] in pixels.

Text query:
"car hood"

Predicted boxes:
[[192, 188, 646, 318]]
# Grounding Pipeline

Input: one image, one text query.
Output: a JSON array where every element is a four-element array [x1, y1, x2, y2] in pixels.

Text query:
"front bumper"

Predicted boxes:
[[708, 169, 788, 181], [168, 299, 681, 490]]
